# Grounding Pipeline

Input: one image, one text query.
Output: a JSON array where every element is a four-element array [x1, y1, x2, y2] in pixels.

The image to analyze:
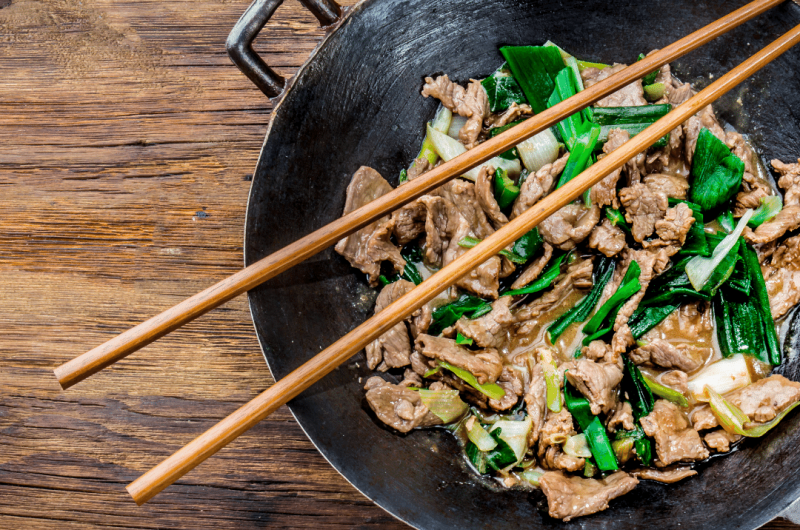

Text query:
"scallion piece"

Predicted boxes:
[[516, 128, 560, 172], [686, 355, 751, 401], [539, 347, 561, 413], [438, 361, 506, 401], [748, 195, 782, 228], [637, 53, 660, 86], [418, 388, 469, 423], [628, 303, 681, 339], [689, 127, 745, 211], [548, 256, 615, 341], [741, 242, 781, 365], [465, 416, 498, 451], [458, 236, 526, 264], [520, 467, 545, 486], [493, 167, 520, 209], [500, 45, 565, 113], [643, 82, 665, 101], [426, 124, 521, 181], [643, 374, 689, 408], [717, 210, 735, 233], [417, 107, 453, 166], [582, 261, 642, 340], [490, 417, 533, 465], [707, 385, 800, 438], [481, 63, 527, 112], [429, 294, 492, 335], [605, 207, 632, 233], [564, 378, 619, 472], [556, 125, 601, 189], [502, 254, 566, 297], [564, 433, 593, 458], [455, 332, 473, 346], [686, 209, 753, 291], [624, 359, 655, 420]]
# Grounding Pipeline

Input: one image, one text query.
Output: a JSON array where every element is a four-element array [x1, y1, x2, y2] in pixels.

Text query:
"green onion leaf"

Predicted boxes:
[[548, 256, 615, 341], [428, 294, 492, 336], [500, 46, 565, 113], [438, 361, 506, 401], [564, 379, 619, 472], [638, 53, 660, 86], [643, 82, 665, 101], [748, 195, 783, 228], [455, 332, 473, 346], [686, 210, 753, 291], [643, 374, 689, 408], [556, 125, 602, 189], [493, 167, 520, 209], [539, 347, 562, 413], [502, 254, 566, 297], [418, 388, 469, 423], [582, 261, 642, 341], [717, 210, 735, 233], [624, 358, 655, 420], [605, 207, 632, 233], [741, 242, 781, 365], [481, 63, 527, 112], [689, 128, 745, 212], [628, 303, 681, 339], [465, 416, 498, 451], [458, 236, 526, 264], [707, 385, 800, 438]]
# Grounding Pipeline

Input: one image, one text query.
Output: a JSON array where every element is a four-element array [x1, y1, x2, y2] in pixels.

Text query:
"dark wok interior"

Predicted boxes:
[[244, 0, 800, 527]]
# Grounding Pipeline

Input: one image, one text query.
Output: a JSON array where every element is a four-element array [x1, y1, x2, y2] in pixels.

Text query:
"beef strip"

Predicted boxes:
[[632, 467, 697, 484], [433, 178, 495, 239], [643, 174, 689, 200], [408, 302, 433, 338], [591, 128, 628, 208], [735, 171, 773, 216], [619, 182, 669, 243], [728, 374, 800, 422], [640, 400, 709, 466], [581, 340, 613, 363], [661, 370, 689, 395], [525, 363, 547, 447], [511, 243, 553, 290], [607, 401, 635, 433], [629, 338, 706, 373], [511, 153, 569, 219], [726, 131, 755, 175], [415, 334, 503, 384], [542, 446, 585, 473], [515, 258, 594, 330], [589, 218, 627, 257], [581, 64, 646, 107], [365, 280, 414, 370], [454, 296, 513, 348], [406, 157, 433, 182], [335, 167, 405, 285], [539, 203, 602, 251], [613, 249, 663, 332], [763, 264, 800, 319], [487, 101, 532, 128], [364, 377, 441, 432], [773, 158, 800, 206], [669, 82, 693, 106], [421, 75, 488, 149], [400, 369, 423, 388], [645, 202, 695, 255], [475, 166, 508, 229], [684, 103, 726, 165], [772, 234, 800, 270], [538, 408, 576, 457], [565, 358, 623, 415], [539, 471, 639, 522], [488, 367, 524, 411], [704, 430, 741, 453], [744, 205, 800, 244], [691, 405, 719, 431]]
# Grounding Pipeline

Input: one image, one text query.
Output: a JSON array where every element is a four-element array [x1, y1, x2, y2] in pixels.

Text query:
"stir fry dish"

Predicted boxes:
[[334, 42, 800, 521]]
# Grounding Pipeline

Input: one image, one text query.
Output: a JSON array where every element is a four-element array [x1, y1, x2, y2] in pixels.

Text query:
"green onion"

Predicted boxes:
[[583, 460, 598, 477], [398, 168, 408, 184], [614, 425, 653, 466], [624, 358, 655, 420], [466, 416, 498, 451], [455, 332, 473, 346], [539, 347, 562, 413], [713, 286, 770, 363], [741, 242, 781, 365], [565, 56, 584, 91], [417, 107, 453, 166], [564, 433, 593, 458], [707, 385, 800, 437], [438, 361, 506, 401], [490, 417, 533, 465], [428, 294, 492, 335], [458, 236, 526, 264], [493, 167, 520, 209], [481, 63, 527, 112], [502, 254, 566, 296], [665, 198, 709, 257], [689, 127, 745, 212], [488, 120, 524, 160], [548, 67, 590, 150], [686, 210, 753, 291], [643, 374, 689, 408], [717, 210, 735, 233], [548, 256, 615, 341], [581, 261, 642, 342], [426, 124, 521, 181], [628, 303, 681, 339], [516, 128, 560, 172], [637, 53, 660, 86], [643, 82, 665, 101], [556, 125, 601, 189], [612, 437, 634, 464], [520, 467, 545, 486], [511, 227, 544, 262], [686, 354, 751, 401], [605, 208, 632, 233], [577, 59, 609, 71], [591, 105, 671, 148], [423, 366, 441, 378], [564, 379, 619, 472], [418, 388, 469, 423], [500, 45, 565, 113], [640, 256, 710, 307], [748, 195, 783, 228]]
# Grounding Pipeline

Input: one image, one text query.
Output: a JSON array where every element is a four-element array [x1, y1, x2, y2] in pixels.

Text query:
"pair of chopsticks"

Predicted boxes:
[[53, 0, 799, 505]]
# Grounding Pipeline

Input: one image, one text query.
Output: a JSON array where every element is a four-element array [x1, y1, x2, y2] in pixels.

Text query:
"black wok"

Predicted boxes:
[[233, 0, 800, 527]]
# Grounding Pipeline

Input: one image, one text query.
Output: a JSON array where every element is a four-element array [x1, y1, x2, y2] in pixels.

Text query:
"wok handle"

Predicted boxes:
[[226, 0, 342, 98]]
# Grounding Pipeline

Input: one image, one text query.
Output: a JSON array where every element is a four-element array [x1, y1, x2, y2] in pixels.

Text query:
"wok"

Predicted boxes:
[[232, 0, 800, 527]]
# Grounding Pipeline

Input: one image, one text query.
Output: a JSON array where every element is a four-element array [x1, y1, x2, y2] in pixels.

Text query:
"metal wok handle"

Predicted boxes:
[[226, 0, 342, 98]]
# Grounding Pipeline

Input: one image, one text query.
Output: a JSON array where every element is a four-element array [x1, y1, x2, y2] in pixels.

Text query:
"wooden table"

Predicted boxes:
[[0, 0, 797, 527]]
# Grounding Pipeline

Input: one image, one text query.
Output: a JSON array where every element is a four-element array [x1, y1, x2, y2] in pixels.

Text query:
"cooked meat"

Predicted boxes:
[[642, 202, 695, 255], [409, 350, 434, 377], [510, 243, 553, 290], [542, 446, 585, 473], [365, 280, 414, 370], [611, 324, 635, 358], [744, 205, 800, 244], [613, 249, 662, 331], [607, 401, 635, 433], [735, 171, 773, 216], [421, 75, 488, 148], [433, 178, 495, 239], [581, 64, 646, 107], [728, 374, 800, 423], [589, 219, 627, 257], [772, 234, 800, 271], [773, 158, 800, 206], [661, 370, 689, 395], [515, 257, 594, 328], [591, 128, 628, 208], [582, 340, 613, 363], [487, 101, 532, 128], [335, 167, 405, 285], [415, 334, 503, 384], [364, 377, 441, 432], [488, 367, 524, 411], [763, 265, 800, 319], [691, 405, 719, 431], [400, 369, 423, 388], [454, 296, 513, 348], [619, 182, 669, 243], [525, 363, 547, 447], [539, 471, 639, 522], [406, 157, 433, 182], [511, 153, 569, 219], [643, 174, 689, 200], [408, 302, 433, 338], [475, 166, 508, 229], [684, 103, 726, 165], [629, 338, 706, 373], [704, 430, 741, 453], [632, 466, 697, 484], [565, 358, 623, 415], [539, 203, 602, 251], [640, 400, 710, 466], [538, 408, 577, 456], [725, 131, 755, 174], [669, 82, 693, 105]]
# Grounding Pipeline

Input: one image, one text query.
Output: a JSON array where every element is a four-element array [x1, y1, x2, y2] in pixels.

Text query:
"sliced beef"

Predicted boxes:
[[488, 367, 524, 411], [735, 171, 773, 216], [661, 370, 689, 395], [408, 302, 433, 338], [644, 202, 695, 255], [629, 338, 706, 373], [539, 203, 602, 251], [433, 178, 494, 239], [364, 377, 441, 432], [728, 374, 800, 423], [684, 103, 726, 165], [644, 300, 713, 339], [454, 296, 513, 348], [726, 131, 755, 175], [619, 182, 669, 243], [525, 363, 548, 447], [691, 405, 719, 431], [669, 82, 693, 106], [632, 467, 697, 484], [613, 249, 663, 332], [406, 157, 433, 182], [607, 401, 635, 433], [510, 242, 553, 290], [415, 334, 503, 384], [539, 471, 639, 522], [400, 369, 423, 388], [772, 234, 800, 270], [542, 446, 585, 473], [581, 64, 646, 107], [582, 340, 613, 363], [515, 257, 594, 328], [565, 358, 623, 415], [640, 400, 709, 466], [591, 128, 629, 208], [511, 153, 569, 219], [589, 218, 627, 257], [487, 101, 532, 128], [538, 408, 576, 456], [744, 205, 800, 244], [365, 280, 415, 370], [773, 158, 800, 206], [643, 174, 689, 200], [475, 166, 508, 229], [704, 430, 741, 453], [335, 167, 404, 285], [763, 265, 800, 319], [421, 75, 488, 149]]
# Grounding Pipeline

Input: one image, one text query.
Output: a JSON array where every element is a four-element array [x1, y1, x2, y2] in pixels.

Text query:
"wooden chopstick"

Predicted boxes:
[[52, 0, 786, 390], [126, 22, 800, 506]]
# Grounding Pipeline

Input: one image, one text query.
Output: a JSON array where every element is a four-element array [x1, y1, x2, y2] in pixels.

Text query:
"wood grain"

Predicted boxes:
[[0, 0, 796, 527]]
